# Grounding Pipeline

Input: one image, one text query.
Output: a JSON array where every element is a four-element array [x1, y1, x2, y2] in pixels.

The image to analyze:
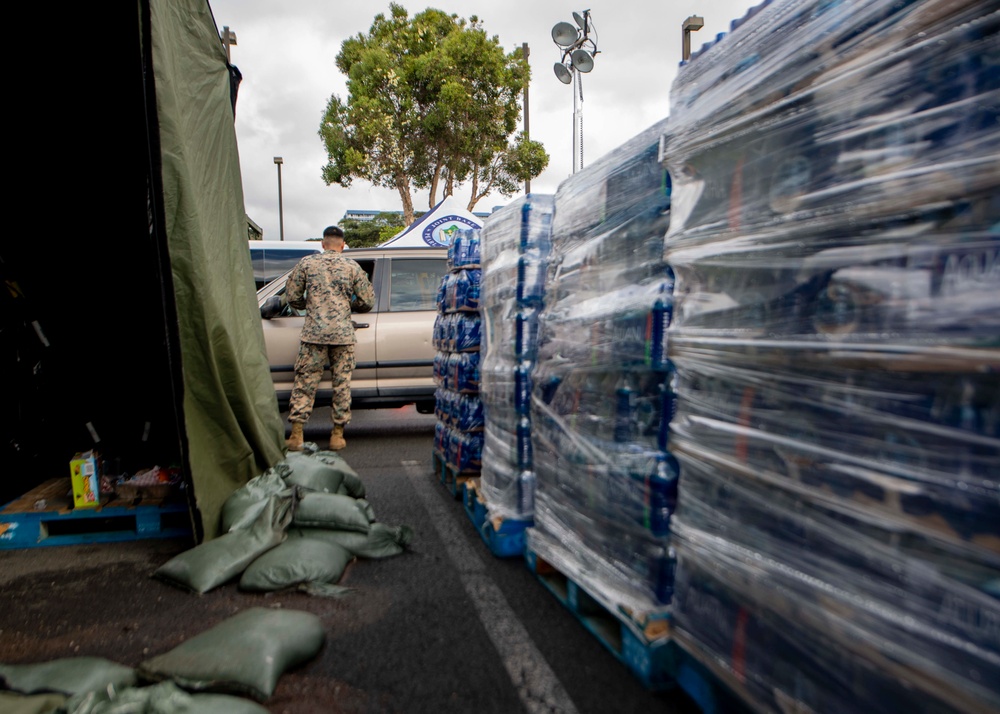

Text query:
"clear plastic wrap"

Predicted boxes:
[[478, 195, 555, 520], [663, 1, 999, 346], [434, 231, 484, 473], [525, 118, 678, 608], [662, 0, 1000, 710], [671, 518, 998, 714]]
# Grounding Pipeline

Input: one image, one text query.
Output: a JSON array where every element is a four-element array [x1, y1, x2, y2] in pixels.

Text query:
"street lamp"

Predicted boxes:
[[552, 10, 599, 174], [273, 157, 284, 242], [681, 16, 704, 62]]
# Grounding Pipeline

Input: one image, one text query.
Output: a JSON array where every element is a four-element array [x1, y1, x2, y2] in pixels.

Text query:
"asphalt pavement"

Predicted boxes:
[[0, 406, 700, 714]]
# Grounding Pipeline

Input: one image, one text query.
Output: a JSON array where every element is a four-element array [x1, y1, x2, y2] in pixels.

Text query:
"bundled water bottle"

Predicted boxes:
[[454, 313, 482, 352], [436, 273, 449, 311], [461, 269, 482, 311], [455, 352, 480, 393], [434, 421, 448, 454], [457, 393, 485, 432], [449, 227, 482, 270]]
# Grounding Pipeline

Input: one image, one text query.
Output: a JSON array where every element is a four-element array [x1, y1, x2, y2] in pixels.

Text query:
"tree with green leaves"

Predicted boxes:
[[339, 212, 415, 248], [319, 4, 548, 225]]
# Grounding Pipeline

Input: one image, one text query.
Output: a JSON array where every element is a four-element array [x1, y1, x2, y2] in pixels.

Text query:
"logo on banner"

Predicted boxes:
[[422, 215, 479, 247]]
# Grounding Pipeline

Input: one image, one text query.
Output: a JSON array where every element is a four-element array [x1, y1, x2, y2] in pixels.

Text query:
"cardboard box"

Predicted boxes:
[[69, 451, 101, 508]]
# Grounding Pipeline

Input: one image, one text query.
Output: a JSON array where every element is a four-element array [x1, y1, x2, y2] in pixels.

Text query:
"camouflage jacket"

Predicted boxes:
[[284, 251, 374, 345]]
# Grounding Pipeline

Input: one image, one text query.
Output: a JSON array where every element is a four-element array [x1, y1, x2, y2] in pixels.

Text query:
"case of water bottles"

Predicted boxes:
[[661, 1, 999, 712], [478, 195, 555, 520], [433, 227, 485, 473], [526, 117, 681, 608]]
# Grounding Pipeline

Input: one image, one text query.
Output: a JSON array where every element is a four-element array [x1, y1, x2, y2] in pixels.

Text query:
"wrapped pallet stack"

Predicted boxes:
[[476, 195, 555, 541], [432, 229, 484, 495], [526, 117, 677, 613], [661, 0, 1000, 712]]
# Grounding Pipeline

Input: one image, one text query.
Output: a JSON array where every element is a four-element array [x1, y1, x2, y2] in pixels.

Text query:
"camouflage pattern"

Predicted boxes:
[[288, 343, 356, 425], [284, 251, 374, 345], [285, 249, 372, 427]]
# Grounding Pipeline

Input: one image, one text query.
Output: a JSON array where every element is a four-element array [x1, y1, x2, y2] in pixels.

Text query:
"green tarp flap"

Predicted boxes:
[[148, 0, 285, 539]]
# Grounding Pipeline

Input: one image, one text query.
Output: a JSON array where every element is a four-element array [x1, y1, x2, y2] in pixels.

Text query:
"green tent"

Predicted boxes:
[[0, 0, 284, 541]]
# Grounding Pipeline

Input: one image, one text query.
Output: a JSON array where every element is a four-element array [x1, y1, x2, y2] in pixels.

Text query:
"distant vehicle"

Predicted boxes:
[[257, 245, 448, 413], [248, 241, 322, 289]]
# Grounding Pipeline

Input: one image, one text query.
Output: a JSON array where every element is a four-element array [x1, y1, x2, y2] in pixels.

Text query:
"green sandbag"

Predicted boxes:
[[136, 607, 325, 702], [239, 538, 353, 592], [65, 680, 270, 714], [292, 492, 373, 533], [0, 656, 136, 696], [281, 451, 358, 494], [355, 498, 377, 523], [297, 582, 352, 598], [307, 450, 366, 498], [0, 691, 66, 714], [219, 472, 291, 533], [154, 492, 293, 594], [288, 523, 414, 559]]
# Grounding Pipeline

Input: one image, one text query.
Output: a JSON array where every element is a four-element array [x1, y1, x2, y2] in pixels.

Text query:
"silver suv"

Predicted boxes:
[[257, 246, 448, 413]]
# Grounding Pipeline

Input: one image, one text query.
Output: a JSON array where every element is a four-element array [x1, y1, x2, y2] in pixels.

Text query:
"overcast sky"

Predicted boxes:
[[207, 0, 761, 241]]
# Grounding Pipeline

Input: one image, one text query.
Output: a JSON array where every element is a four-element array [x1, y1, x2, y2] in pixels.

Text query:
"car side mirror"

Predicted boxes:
[[260, 295, 283, 320]]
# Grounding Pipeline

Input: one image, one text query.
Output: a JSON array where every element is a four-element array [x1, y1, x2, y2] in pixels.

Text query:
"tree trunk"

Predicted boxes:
[[428, 160, 443, 208], [467, 163, 481, 212], [396, 176, 415, 225], [444, 169, 455, 199]]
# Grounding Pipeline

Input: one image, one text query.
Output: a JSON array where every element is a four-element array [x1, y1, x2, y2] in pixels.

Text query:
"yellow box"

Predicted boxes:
[[69, 451, 101, 508]]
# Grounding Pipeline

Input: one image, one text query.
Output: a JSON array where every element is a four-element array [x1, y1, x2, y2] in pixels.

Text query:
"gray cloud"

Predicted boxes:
[[210, 0, 760, 240]]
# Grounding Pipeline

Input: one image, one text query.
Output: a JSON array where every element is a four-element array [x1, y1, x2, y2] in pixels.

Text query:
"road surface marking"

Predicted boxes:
[[402, 460, 580, 714]]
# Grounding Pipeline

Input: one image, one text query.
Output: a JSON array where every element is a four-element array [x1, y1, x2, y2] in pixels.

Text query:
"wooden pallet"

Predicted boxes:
[[670, 630, 768, 714], [462, 479, 529, 558], [524, 540, 677, 690], [432, 449, 479, 500], [0, 478, 193, 549]]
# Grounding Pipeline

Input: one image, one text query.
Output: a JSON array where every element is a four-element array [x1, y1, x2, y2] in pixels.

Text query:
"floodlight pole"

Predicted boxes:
[[573, 71, 583, 174]]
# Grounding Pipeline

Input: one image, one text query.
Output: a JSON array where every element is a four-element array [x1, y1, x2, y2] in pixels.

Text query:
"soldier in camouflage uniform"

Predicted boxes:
[[283, 225, 374, 451]]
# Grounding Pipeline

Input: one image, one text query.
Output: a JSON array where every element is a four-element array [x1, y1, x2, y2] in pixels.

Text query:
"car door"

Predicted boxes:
[[375, 255, 448, 397], [258, 257, 379, 403]]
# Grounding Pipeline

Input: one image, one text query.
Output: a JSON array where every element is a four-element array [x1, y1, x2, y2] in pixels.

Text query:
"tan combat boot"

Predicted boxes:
[[329, 424, 346, 451], [285, 422, 305, 451]]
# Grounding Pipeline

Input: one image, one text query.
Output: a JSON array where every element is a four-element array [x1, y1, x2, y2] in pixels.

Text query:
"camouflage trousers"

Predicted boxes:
[[288, 342, 355, 426]]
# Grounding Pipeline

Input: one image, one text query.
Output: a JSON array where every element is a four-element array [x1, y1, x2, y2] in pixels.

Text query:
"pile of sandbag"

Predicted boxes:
[[154, 447, 414, 596], [1, 450, 413, 711], [0, 607, 324, 710]]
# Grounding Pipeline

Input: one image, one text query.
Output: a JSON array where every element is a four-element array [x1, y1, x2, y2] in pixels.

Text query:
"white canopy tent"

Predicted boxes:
[[379, 195, 484, 248]]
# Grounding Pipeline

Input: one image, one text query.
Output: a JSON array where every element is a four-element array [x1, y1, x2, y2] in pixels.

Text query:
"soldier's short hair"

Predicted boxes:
[[323, 225, 345, 239]]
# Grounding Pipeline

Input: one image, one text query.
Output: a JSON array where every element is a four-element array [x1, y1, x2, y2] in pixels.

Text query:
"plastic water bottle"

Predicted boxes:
[[614, 375, 637, 443], [646, 452, 679, 537], [467, 230, 481, 268], [516, 415, 533, 470], [455, 313, 482, 352], [517, 469, 536, 516]]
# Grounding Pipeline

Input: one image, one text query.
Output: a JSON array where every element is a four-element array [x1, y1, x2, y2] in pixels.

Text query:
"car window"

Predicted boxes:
[[266, 248, 318, 278], [267, 258, 377, 318], [388, 258, 447, 312], [250, 245, 322, 289]]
